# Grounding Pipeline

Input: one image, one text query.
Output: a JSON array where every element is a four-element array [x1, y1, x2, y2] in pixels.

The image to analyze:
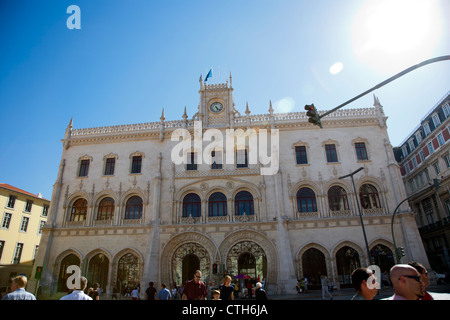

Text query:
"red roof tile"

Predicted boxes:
[[0, 183, 50, 202]]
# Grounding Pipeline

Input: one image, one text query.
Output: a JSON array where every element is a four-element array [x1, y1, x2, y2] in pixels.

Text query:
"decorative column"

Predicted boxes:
[[142, 153, 162, 298]]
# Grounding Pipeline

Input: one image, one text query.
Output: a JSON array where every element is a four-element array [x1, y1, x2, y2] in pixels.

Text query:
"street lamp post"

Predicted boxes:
[[339, 167, 374, 265]]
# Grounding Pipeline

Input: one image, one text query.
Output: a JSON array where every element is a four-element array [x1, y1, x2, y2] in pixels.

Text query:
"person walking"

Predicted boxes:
[[182, 270, 207, 300], [60, 276, 92, 300], [156, 283, 171, 300], [246, 280, 253, 299], [171, 283, 178, 300], [219, 275, 234, 300], [88, 283, 100, 300], [299, 278, 306, 295], [407, 261, 450, 300], [131, 287, 140, 300], [321, 275, 333, 300], [382, 264, 424, 300], [350, 268, 378, 300], [1, 275, 36, 300], [255, 282, 268, 300], [145, 282, 157, 300]]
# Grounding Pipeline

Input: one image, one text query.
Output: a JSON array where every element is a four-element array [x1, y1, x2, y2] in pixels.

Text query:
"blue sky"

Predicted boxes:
[[0, 0, 449, 199]]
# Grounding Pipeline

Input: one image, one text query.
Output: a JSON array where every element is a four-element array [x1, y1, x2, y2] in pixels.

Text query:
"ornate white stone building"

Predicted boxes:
[[30, 75, 430, 298]]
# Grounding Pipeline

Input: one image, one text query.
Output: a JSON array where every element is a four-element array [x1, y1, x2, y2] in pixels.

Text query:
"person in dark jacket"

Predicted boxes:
[[255, 282, 267, 300]]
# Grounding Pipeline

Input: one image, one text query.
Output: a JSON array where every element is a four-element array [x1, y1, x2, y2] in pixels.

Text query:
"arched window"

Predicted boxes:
[[235, 191, 254, 216], [70, 198, 87, 222], [183, 193, 201, 217], [125, 196, 143, 220], [208, 192, 227, 217], [97, 197, 114, 220], [328, 186, 349, 211], [359, 184, 381, 209], [296, 187, 317, 212]]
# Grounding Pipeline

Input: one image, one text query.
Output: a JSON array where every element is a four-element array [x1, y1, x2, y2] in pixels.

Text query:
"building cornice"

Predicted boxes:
[[64, 107, 386, 146]]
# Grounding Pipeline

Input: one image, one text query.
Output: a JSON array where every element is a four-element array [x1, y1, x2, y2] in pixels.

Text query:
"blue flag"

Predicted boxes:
[[205, 69, 212, 82]]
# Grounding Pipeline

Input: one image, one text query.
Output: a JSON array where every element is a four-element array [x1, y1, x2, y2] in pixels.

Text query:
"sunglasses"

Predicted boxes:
[[399, 275, 422, 283]]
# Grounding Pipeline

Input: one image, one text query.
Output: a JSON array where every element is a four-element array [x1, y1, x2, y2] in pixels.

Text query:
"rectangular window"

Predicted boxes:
[[38, 220, 45, 234], [42, 205, 49, 217], [79, 159, 90, 177], [402, 146, 408, 158], [418, 172, 424, 187], [432, 114, 441, 127], [295, 146, 308, 164], [424, 123, 431, 136], [20, 216, 29, 232], [104, 158, 115, 175], [131, 156, 142, 174], [12, 243, 23, 264], [211, 151, 223, 169], [2, 213, 12, 229], [424, 168, 431, 182], [325, 144, 338, 163], [415, 132, 422, 144], [355, 142, 368, 161], [7, 195, 16, 209], [236, 149, 248, 168], [444, 154, 450, 168], [0, 240, 5, 261], [443, 103, 450, 118], [428, 142, 434, 154], [186, 152, 197, 171], [24, 200, 33, 213], [438, 133, 445, 146], [408, 140, 415, 152], [33, 245, 39, 260], [409, 179, 416, 192], [419, 150, 425, 162], [433, 161, 440, 175]]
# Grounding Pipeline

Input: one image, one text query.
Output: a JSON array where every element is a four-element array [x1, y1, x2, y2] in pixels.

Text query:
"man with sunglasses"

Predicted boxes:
[[383, 264, 425, 300], [182, 270, 207, 300]]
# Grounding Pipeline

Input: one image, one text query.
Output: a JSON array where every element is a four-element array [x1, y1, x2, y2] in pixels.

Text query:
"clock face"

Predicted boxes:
[[210, 102, 224, 113]]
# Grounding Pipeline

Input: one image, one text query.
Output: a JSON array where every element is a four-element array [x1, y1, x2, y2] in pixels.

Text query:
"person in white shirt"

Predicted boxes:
[[60, 276, 93, 300], [131, 287, 140, 300]]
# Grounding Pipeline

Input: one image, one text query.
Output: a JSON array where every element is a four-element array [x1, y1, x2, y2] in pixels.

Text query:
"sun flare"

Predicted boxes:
[[352, 0, 443, 74]]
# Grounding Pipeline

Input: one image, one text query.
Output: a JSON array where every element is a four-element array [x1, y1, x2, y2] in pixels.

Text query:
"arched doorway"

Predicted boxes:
[[172, 243, 210, 286], [370, 244, 395, 273], [336, 246, 361, 287], [57, 254, 81, 292], [227, 241, 267, 283], [301, 248, 327, 289], [116, 253, 140, 292], [182, 254, 200, 285], [88, 253, 109, 290]]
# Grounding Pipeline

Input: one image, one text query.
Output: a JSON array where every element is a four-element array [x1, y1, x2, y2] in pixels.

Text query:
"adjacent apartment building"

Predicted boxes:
[[30, 75, 430, 299], [394, 91, 450, 274], [0, 183, 49, 293]]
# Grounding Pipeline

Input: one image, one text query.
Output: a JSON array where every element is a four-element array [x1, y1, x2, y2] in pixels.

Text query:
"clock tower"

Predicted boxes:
[[197, 73, 235, 128]]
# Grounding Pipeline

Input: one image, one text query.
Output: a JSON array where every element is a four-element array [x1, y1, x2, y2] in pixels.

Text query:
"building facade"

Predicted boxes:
[[30, 76, 430, 298], [0, 183, 49, 293], [394, 91, 450, 274]]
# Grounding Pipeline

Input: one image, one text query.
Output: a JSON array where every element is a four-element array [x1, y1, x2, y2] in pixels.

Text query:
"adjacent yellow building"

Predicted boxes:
[[0, 183, 49, 294]]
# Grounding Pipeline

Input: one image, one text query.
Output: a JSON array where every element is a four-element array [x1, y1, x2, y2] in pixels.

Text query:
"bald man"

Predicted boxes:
[[383, 264, 425, 300]]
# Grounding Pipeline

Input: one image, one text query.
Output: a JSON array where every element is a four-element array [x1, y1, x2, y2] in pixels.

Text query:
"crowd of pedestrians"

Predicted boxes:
[[2, 262, 448, 300]]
